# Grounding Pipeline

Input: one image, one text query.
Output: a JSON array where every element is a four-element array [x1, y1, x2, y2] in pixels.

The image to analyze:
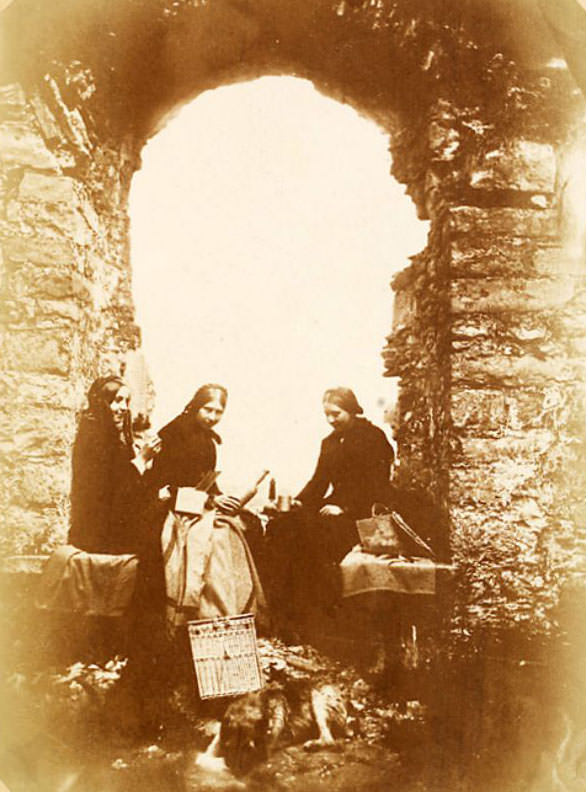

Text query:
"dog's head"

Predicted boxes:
[[219, 690, 269, 775]]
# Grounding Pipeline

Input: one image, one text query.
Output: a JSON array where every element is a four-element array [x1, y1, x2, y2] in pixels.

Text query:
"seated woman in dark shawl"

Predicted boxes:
[[55, 376, 166, 709], [148, 383, 266, 631], [68, 375, 160, 556]]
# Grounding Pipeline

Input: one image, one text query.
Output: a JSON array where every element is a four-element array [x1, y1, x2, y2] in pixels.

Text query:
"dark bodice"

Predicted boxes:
[[147, 414, 220, 493]]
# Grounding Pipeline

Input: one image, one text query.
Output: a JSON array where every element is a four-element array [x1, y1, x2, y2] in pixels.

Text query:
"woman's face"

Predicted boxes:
[[195, 397, 225, 430], [107, 385, 130, 431], [323, 400, 354, 432]]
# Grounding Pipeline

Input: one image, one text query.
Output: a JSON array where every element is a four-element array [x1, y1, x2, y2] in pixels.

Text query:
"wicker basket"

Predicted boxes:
[[187, 613, 264, 699]]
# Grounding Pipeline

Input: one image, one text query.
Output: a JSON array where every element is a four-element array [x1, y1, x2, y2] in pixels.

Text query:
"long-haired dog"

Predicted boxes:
[[219, 679, 349, 774]]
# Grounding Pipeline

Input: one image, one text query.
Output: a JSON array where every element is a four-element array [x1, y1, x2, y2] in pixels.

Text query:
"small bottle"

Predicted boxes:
[[268, 477, 277, 503]]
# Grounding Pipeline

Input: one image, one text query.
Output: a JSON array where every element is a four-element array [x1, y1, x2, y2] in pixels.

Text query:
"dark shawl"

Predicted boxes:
[[68, 413, 144, 555], [146, 412, 221, 494], [297, 418, 394, 520]]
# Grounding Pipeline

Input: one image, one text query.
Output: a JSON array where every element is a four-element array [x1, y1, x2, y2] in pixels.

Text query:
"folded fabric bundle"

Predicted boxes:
[[36, 544, 139, 617]]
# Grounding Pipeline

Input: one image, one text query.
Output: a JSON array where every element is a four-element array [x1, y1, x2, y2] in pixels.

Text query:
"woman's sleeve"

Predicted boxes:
[[68, 422, 112, 551], [142, 440, 172, 490], [360, 429, 394, 507], [374, 429, 394, 485], [296, 440, 331, 509], [107, 454, 152, 554], [335, 427, 393, 518]]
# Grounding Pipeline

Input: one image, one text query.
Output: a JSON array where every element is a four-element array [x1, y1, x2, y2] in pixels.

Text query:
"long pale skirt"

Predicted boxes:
[[161, 508, 266, 630]]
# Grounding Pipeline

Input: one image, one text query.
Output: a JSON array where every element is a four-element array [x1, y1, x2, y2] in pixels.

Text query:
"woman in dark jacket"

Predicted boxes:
[[296, 386, 394, 562], [266, 387, 393, 628], [298, 388, 394, 521]]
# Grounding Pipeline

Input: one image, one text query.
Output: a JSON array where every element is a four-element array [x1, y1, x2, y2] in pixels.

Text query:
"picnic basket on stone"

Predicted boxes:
[[357, 503, 436, 559], [187, 613, 264, 699]]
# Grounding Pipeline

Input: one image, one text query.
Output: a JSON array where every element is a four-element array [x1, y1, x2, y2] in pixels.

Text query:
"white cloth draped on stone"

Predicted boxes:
[[161, 508, 267, 629], [340, 548, 454, 598], [36, 544, 139, 617]]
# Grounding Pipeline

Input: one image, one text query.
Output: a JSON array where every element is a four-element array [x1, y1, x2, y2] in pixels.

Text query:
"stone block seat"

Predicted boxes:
[[0, 553, 135, 670]]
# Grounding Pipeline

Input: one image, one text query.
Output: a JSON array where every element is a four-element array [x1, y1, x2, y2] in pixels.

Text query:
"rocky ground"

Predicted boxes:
[[0, 636, 434, 792]]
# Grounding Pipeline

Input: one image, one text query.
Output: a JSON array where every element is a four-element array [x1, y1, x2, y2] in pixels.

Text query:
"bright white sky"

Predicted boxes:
[[129, 76, 427, 498]]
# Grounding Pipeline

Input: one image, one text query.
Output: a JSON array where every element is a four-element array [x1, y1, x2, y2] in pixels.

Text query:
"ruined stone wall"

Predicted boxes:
[[0, 72, 140, 555], [385, 69, 586, 637]]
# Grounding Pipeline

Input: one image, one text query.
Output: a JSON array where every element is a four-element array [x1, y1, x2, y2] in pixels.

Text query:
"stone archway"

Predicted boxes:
[[1, 0, 586, 644]]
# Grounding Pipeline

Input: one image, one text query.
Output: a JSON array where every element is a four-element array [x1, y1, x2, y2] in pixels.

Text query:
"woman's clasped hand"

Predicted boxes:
[[319, 504, 344, 517], [137, 435, 163, 463], [213, 494, 242, 515]]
